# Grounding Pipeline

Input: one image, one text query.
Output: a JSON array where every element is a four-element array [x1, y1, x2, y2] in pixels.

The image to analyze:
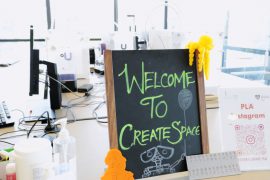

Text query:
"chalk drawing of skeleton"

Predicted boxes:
[[140, 145, 186, 178]]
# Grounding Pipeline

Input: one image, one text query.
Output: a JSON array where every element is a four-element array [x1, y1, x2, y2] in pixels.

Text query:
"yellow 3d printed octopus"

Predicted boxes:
[[186, 35, 214, 80]]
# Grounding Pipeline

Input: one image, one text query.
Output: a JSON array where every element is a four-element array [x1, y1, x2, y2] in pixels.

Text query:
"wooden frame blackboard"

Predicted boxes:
[[105, 49, 208, 179]]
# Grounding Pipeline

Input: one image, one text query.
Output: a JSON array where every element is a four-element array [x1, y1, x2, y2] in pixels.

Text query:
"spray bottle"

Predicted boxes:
[[53, 118, 77, 179]]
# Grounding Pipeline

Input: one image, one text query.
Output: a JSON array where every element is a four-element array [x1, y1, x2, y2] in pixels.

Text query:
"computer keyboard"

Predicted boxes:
[[0, 101, 14, 128]]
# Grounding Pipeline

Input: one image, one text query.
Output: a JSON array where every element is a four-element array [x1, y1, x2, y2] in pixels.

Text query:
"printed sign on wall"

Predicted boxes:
[[219, 87, 270, 170]]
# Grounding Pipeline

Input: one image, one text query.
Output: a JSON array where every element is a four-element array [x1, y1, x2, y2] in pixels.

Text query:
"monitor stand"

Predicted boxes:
[[40, 60, 62, 110], [28, 60, 61, 132]]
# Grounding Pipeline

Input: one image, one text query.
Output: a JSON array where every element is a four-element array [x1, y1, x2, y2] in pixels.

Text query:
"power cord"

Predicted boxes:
[[41, 73, 84, 98], [27, 111, 49, 138], [0, 129, 44, 140], [18, 116, 47, 131], [92, 101, 107, 123], [0, 140, 14, 146], [0, 130, 24, 138], [43, 73, 107, 123], [11, 109, 26, 119], [66, 116, 108, 124]]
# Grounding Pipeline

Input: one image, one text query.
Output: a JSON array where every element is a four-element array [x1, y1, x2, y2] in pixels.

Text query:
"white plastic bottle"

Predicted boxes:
[[53, 118, 77, 180]]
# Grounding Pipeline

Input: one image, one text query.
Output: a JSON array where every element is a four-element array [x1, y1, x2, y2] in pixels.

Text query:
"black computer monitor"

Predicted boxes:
[[29, 25, 62, 110], [29, 26, 39, 96]]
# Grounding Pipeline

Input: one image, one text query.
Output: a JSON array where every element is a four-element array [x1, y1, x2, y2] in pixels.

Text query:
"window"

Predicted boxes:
[[50, 0, 114, 35], [0, 0, 47, 39], [117, 0, 270, 86], [1, 0, 269, 86], [221, 1, 270, 85]]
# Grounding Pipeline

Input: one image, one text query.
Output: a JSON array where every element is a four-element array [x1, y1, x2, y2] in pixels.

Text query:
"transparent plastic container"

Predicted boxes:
[[53, 118, 77, 180]]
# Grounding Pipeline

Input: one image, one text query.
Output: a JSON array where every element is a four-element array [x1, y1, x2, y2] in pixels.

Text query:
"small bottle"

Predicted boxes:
[[6, 155, 16, 180], [53, 118, 77, 179]]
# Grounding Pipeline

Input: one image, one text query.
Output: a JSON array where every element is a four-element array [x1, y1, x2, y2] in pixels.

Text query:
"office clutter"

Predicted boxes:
[[101, 149, 134, 180], [2, 118, 77, 180]]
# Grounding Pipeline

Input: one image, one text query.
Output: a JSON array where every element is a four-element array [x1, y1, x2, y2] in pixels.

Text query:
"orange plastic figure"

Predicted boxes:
[[186, 35, 214, 80], [101, 149, 134, 180]]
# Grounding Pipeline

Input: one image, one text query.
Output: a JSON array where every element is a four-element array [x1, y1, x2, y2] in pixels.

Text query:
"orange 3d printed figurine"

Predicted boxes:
[[101, 149, 134, 180], [186, 35, 214, 80]]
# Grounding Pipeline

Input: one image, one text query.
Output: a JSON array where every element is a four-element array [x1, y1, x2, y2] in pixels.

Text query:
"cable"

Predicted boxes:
[[61, 95, 90, 121], [0, 134, 27, 140], [19, 116, 48, 122], [92, 101, 107, 123], [0, 129, 44, 140], [66, 116, 108, 124], [18, 116, 47, 131], [63, 95, 100, 109], [64, 101, 102, 108], [10, 109, 37, 131], [95, 119, 108, 124], [40, 131, 58, 138], [42, 73, 105, 100], [76, 116, 107, 121], [0, 110, 47, 139], [27, 111, 49, 138], [0, 140, 14, 146], [65, 108, 77, 123], [89, 89, 106, 99], [0, 130, 23, 137], [66, 95, 89, 107], [42, 75, 108, 123], [11, 109, 26, 119], [41, 73, 84, 98], [60, 89, 106, 123], [61, 94, 107, 123]]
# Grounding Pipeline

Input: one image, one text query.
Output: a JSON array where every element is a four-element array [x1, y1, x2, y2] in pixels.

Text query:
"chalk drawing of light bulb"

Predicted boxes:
[[178, 88, 193, 154]]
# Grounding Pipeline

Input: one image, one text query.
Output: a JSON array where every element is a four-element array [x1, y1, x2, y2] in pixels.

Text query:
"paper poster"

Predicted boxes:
[[219, 87, 270, 171]]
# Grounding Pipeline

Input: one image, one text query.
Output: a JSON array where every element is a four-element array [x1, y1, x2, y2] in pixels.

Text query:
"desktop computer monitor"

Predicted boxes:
[[29, 26, 39, 96], [29, 25, 62, 116]]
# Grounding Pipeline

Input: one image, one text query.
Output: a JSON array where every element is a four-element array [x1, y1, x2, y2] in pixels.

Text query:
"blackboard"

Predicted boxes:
[[105, 49, 208, 179]]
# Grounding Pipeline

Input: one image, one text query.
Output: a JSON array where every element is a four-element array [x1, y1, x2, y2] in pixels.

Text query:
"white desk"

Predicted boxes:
[[143, 170, 270, 180], [1, 72, 270, 180], [0, 73, 108, 180]]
